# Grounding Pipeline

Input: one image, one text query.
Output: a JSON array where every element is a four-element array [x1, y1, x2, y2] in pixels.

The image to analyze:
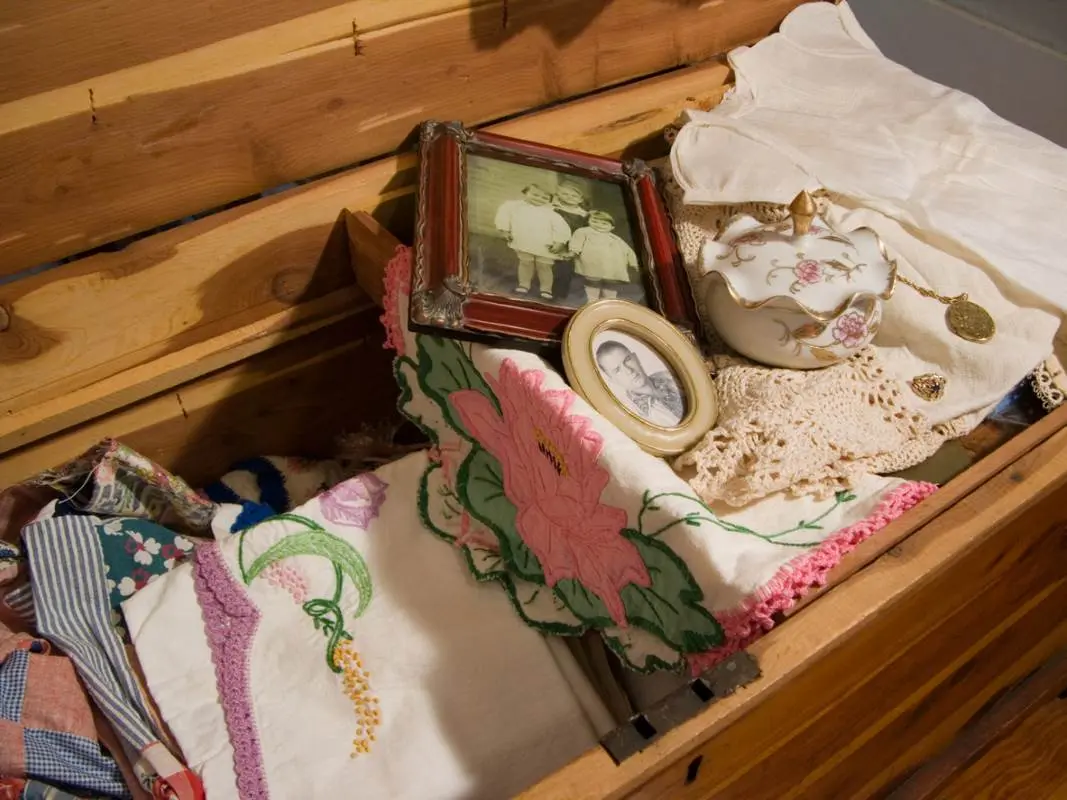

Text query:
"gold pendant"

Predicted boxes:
[[946, 299, 995, 343], [910, 373, 947, 402]]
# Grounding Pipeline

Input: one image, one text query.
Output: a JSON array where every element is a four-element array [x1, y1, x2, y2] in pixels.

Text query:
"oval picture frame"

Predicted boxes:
[[562, 299, 718, 456]]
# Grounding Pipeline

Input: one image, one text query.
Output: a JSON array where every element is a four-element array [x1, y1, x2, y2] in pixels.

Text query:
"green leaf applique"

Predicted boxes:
[[457, 446, 545, 584], [415, 336, 498, 441]]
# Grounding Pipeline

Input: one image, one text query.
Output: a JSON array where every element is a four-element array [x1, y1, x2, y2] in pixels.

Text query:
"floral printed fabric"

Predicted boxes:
[[93, 518, 195, 614], [27, 440, 215, 534], [383, 246, 936, 674]]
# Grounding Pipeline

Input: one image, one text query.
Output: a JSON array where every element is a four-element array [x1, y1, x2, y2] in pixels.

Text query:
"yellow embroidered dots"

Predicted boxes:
[[334, 639, 381, 757], [533, 427, 568, 477]]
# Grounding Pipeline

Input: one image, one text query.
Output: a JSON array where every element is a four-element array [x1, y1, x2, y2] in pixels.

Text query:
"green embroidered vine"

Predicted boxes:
[[237, 513, 374, 673], [637, 489, 858, 548]]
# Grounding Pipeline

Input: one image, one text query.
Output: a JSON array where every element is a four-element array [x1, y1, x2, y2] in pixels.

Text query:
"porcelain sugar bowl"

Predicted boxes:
[[696, 191, 896, 369]]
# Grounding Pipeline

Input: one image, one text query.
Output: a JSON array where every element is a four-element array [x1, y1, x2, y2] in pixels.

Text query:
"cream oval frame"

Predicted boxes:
[[562, 299, 718, 457]]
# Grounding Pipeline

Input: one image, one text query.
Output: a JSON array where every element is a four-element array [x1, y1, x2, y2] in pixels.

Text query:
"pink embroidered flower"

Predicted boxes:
[[261, 562, 309, 604], [793, 259, 822, 286], [454, 511, 500, 553], [451, 359, 651, 626], [320, 474, 389, 529], [832, 311, 869, 349]]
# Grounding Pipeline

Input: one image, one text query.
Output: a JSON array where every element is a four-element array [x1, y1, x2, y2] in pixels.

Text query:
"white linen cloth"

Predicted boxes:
[[124, 452, 605, 800], [670, 1, 1065, 424]]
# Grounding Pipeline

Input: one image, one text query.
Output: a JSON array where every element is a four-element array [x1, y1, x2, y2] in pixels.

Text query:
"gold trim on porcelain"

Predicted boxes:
[[707, 223, 899, 322]]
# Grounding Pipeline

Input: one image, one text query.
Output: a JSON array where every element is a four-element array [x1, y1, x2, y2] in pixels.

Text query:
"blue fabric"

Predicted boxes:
[[232, 501, 276, 533], [203, 456, 290, 513], [0, 648, 28, 720], [230, 458, 289, 512], [23, 730, 129, 798], [23, 515, 159, 751], [0, 651, 127, 798]]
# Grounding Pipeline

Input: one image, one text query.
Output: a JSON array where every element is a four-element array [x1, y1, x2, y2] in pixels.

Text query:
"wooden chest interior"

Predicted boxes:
[[2, 1, 1065, 797]]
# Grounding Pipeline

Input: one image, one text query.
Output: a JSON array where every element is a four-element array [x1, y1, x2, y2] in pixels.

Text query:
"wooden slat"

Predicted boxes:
[[0, 0, 811, 274], [888, 648, 1067, 800], [0, 310, 398, 489], [934, 697, 1067, 800], [0, 0, 386, 102], [520, 403, 1067, 799], [0, 61, 731, 462]]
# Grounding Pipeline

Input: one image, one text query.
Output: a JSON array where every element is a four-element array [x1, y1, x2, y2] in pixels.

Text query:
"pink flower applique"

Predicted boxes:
[[451, 359, 651, 626], [832, 310, 869, 349], [320, 474, 389, 529], [793, 259, 823, 286]]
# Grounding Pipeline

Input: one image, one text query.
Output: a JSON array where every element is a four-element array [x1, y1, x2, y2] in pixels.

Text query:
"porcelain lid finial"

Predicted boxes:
[[789, 190, 817, 236]]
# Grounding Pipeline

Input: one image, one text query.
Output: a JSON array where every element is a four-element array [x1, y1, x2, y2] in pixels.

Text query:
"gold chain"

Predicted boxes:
[[896, 274, 968, 306]]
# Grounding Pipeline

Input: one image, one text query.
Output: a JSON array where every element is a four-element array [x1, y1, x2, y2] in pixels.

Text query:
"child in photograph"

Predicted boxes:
[[549, 181, 589, 301], [569, 210, 640, 302], [494, 183, 572, 300]]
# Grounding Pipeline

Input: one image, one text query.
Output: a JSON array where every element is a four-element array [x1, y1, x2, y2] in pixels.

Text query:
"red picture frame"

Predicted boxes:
[[410, 121, 700, 346]]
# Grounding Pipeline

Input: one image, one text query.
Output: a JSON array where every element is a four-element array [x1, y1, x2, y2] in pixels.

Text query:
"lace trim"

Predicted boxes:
[[686, 480, 937, 675], [381, 245, 411, 356], [1031, 356, 1066, 411], [192, 542, 269, 800]]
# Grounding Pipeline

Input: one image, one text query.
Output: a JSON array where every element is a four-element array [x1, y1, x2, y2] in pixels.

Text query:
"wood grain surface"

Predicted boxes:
[[0, 0, 399, 101], [889, 648, 1067, 800], [0, 309, 398, 489], [935, 697, 1067, 800], [520, 404, 1067, 799], [0, 62, 730, 467], [0, 0, 809, 274]]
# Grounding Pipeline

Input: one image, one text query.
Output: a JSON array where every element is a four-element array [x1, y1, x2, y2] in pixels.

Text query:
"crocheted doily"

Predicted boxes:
[[674, 348, 969, 506], [1031, 355, 1066, 411]]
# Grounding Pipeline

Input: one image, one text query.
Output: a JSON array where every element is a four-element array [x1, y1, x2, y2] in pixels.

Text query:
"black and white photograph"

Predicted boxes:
[[592, 329, 687, 428], [465, 154, 648, 308]]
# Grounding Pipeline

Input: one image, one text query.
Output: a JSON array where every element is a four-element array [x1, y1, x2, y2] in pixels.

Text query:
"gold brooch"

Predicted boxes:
[[910, 373, 947, 402]]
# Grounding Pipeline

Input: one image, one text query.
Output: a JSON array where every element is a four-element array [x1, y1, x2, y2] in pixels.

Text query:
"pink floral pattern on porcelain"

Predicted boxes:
[[319, 474, 389, 529], [832, 311, 869, 349], [451, 359, 651, 626], [793, 259, 823, 286]]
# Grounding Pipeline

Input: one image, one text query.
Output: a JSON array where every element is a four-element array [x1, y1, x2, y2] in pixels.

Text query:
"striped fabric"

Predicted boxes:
[[22, 514, 157, 750], [3, 583, 36, 628]]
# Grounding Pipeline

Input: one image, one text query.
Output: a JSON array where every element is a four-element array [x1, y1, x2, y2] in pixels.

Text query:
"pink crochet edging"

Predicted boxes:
[[381, 245, 412, 356], [192, 542, 269, 800], [687, 480, 938, 676]]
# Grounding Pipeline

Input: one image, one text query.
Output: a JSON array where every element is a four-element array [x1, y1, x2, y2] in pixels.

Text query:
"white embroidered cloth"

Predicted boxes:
[[123, 453, 604, 800], [670, 1, 1064, 424], [382, 247, 935, 676]]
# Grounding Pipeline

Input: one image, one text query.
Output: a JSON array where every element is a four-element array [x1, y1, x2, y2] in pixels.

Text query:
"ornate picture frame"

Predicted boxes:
[[410, 120, 700, 346], [563, 299, 718, 456]]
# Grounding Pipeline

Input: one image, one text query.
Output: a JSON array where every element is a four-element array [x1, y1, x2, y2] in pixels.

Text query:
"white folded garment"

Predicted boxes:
[[669, 1, 1065, 422], [124, 452, 604, 800]]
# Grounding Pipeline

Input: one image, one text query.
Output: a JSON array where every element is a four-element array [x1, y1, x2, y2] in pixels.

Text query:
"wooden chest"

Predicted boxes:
[[2, 1, 1065, 797]]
